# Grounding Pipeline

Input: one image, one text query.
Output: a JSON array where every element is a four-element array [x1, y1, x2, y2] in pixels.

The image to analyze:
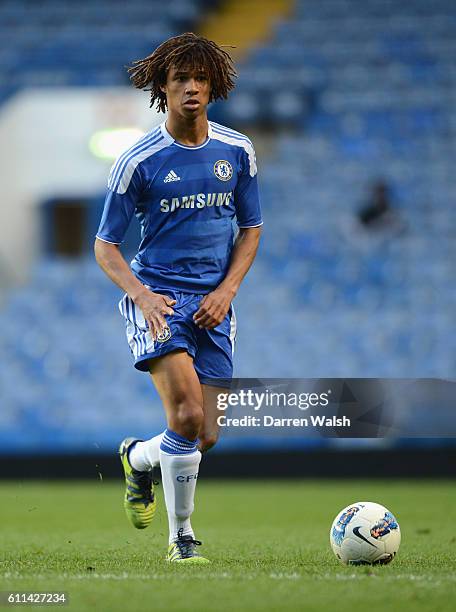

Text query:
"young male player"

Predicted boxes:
[[94, 33, 262, 563]]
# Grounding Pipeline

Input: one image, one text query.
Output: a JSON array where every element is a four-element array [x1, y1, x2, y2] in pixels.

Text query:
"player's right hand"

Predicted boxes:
[[134, 289, 176, 340]]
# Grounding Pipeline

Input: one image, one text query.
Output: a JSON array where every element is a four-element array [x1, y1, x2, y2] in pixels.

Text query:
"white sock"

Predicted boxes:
[[159, 446, 202, 544], [129, 432, 164, 471]]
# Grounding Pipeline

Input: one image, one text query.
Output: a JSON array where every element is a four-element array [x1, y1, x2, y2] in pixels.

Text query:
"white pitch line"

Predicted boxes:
[[1, 572, 455, 583], [0, 572, 302, 581]]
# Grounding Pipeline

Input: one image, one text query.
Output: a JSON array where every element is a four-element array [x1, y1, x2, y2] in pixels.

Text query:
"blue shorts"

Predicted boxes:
[[118, 287, 236, 385]]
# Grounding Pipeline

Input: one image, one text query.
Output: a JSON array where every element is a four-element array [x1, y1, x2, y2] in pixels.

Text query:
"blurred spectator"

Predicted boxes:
[[357, 180, 405, 234]]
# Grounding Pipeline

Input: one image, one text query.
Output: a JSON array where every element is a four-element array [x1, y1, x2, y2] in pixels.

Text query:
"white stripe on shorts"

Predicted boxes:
[[118, 294, 155, 360], [229, 305, 237, 357]]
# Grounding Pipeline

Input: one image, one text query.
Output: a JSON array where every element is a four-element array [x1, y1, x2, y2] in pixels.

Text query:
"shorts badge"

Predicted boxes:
[[156, 326, 172, 343]]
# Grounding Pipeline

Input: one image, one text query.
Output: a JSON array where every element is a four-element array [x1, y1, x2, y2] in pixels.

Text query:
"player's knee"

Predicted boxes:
[[172, 399, 204, 439], [199, 433, 218, 453]]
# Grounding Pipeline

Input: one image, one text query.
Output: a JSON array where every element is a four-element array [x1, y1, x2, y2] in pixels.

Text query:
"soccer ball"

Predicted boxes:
[[330, 501, 401, 565]]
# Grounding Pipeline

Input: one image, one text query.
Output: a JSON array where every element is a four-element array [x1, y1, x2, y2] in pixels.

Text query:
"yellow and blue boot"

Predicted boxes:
[[167, 528, 210, 564], [119, 437, 156, 529]]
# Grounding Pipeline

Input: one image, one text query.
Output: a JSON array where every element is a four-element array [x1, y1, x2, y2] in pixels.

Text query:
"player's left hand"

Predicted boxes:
[[193, 287, 233, 329]]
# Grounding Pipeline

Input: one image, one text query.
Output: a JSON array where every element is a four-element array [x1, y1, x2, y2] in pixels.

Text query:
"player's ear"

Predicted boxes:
[[160, 72, 169, 94]]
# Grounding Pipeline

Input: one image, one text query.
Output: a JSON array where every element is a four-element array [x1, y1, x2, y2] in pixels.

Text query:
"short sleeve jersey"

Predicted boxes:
[[96, 120, 262, 293]]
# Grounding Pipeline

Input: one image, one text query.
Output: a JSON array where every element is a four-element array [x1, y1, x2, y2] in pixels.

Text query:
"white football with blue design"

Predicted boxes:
[[330, 501, 401, 565]]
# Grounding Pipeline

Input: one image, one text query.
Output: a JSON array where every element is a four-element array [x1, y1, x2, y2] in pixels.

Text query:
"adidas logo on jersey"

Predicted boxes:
[[164, 170, 181, 183]]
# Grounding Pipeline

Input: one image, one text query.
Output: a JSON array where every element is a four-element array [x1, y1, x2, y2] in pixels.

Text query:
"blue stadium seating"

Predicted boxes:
[[0, 0, 455, 451]]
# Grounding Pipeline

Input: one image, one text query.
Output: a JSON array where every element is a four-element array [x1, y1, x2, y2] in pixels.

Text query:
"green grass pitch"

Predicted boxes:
[[0, 479, 455, 611]]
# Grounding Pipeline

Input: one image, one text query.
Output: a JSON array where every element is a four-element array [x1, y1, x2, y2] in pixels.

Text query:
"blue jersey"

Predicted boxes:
[[96, 120, 262, 293]]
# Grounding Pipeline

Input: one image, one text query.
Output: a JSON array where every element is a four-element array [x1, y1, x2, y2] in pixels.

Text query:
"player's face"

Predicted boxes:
[[162, 65, 210, 119]]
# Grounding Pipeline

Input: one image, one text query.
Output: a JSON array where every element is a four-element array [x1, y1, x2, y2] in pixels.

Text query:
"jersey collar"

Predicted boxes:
[[160, 120, 213, 149]]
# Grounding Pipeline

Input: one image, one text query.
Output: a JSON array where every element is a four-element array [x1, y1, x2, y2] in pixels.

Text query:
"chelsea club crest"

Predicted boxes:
[[214, 160, 233, 181], [156, 326, 171, 343]]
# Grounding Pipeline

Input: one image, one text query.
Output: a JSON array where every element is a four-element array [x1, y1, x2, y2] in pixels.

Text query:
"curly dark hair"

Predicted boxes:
[[128, 32, 237, 113]]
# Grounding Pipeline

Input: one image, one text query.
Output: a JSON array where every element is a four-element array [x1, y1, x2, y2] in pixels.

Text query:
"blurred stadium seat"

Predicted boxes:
[[0, 0, 455, 453]]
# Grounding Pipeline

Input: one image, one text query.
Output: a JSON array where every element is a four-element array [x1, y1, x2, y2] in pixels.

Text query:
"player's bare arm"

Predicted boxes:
[[94, 238, 176, 339], [193, 226, 262, 329]]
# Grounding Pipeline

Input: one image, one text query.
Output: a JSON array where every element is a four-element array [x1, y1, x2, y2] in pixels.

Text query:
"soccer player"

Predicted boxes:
[[94, 32, 262, 564]]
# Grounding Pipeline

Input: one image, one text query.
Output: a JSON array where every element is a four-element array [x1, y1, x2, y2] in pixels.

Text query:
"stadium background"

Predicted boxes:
[[0, 0, 455, 478]]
